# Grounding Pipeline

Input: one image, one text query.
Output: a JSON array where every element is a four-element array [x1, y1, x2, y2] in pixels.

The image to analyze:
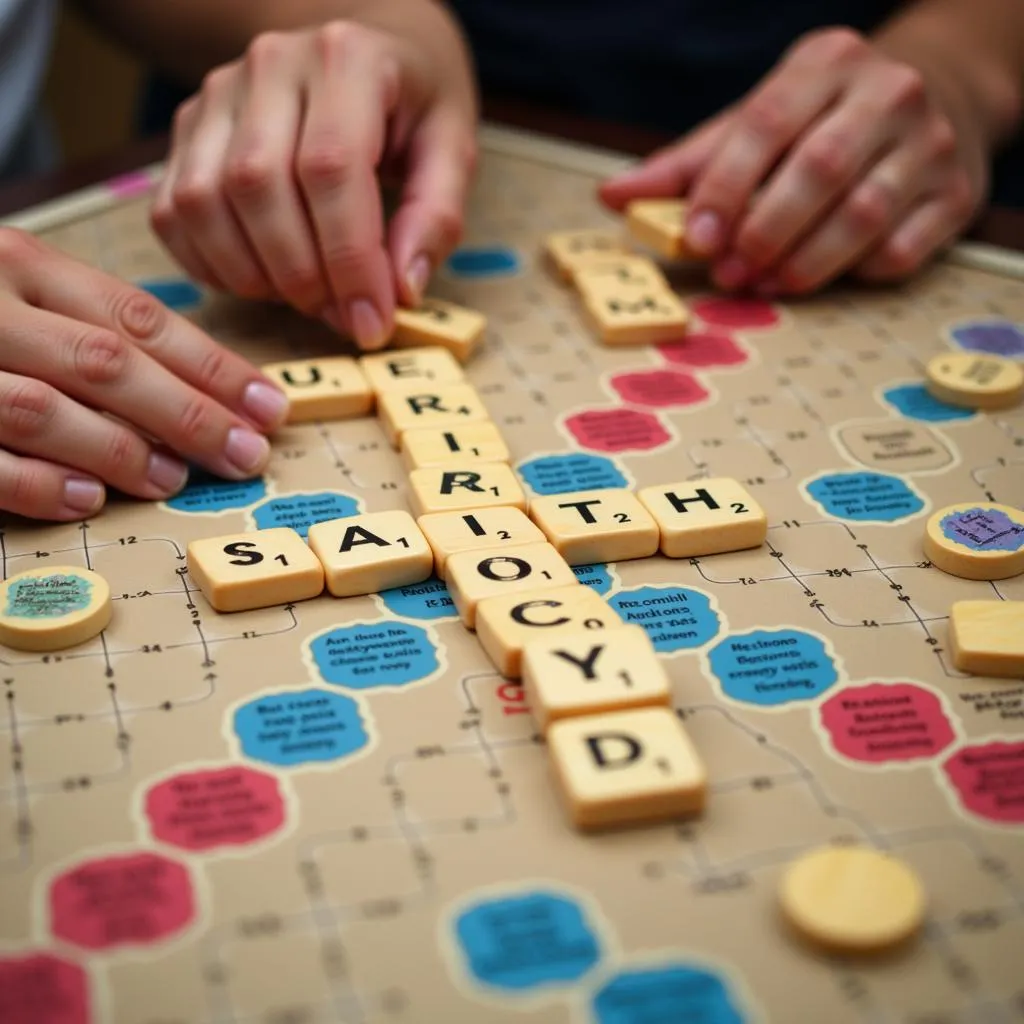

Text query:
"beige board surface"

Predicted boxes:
[[1, 124, 1024, 1024]]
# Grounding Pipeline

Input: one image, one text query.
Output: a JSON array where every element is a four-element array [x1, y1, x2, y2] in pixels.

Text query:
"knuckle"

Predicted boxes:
[[317, 240, 373, 278], [741, 91, 794, 143], [798, 26, 866, 64], [177, 395, 214, 446], [172, 174, 218, 218], [886, 64, 927, 110], [802, 136, 852, 187], [70, 328, 131, 386], [200, 65, 233, 99], [845, 182, 893, 235], [8, 462, 51, 516], [0, 226, 37, 267], [315, 20, 370, 63], [296, 140, 357, 192], [102, 426, 140, 474], [224, 150, 278, 204], [112, 289, 167, 345], [0, 379, 59, 437], [192, 342, 229, 393], [246, 30, 288, 67]]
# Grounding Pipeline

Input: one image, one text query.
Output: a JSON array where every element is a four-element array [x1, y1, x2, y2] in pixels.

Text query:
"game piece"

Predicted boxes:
[[0, 566, 112, 652], [360, 346, 465, 394], [948, 600, 1024, 677], [547, 706, 706, 830], [638, 478, 768, 558], [625, 198, 696, 260], [446, 542, 578, 628], [923, 502, 1024, 580], [544, 228, 631, 282], [392, 298, 486, 362], [187, 528, 324, 612], [580, 282, 690, 345], [307, 510, 433, 598], [416, 507, 547, 578], [924, 352, 1024, 411], [260, 356, 373, 423], [475, 584, 624, 678], [401, 421, 510, 472], [571, 254, 668, 290], [522, 624, 672, 730], [528, 487, 660, 565], [779, 845, 926, 953], [407, 463, 528, 518], [377, 383, 490, 448]]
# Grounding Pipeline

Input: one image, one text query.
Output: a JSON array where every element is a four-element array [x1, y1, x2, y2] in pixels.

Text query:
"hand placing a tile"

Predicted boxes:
[[151, 16, 479, 349], [0, 228, 287, 521], [600, 20, 1018, 294]]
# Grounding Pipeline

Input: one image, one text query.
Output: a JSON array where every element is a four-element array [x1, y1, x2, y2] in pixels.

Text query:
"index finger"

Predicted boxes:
[[295, 24, 397, 349]]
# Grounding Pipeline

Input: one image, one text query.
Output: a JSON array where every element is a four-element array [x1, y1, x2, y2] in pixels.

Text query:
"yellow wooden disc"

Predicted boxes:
[[780, 845, 925, 953], [0, 566, 112, 652], [923, 501, 1024, 580], [924, 352, 1024, 411]]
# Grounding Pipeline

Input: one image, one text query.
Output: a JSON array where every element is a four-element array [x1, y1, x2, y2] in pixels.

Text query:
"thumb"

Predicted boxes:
[[388, 108, 477, 306], [598, 111, 734, 211]]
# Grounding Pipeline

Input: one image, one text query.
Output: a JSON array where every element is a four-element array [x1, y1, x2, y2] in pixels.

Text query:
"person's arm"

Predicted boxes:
[[74, 0, 462, 85]]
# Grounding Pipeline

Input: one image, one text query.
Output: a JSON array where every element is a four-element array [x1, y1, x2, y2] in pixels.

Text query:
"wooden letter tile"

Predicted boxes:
[[625, 198, 697, 260], [948, 600, 1024, 678], [307, 511, 433, 597], [580, 283, 689, 345], [392, 298, 486, 362], [528, 487, 659, 565], [545, 229, 630, 282], [522, 624, 671, 730], [401, 421, 510, 472], [638, 478, 767, 558], [360, 346, 465, 394], [416, 507, 546, 579], [475, 584, 624, 678], [446, 542, 577, 628], [377, 384, 490, 448], [407, 463, 527, 518], [261, 357, 373, 423], [547, 706, 706, 830], [188, 528, 324, 612]]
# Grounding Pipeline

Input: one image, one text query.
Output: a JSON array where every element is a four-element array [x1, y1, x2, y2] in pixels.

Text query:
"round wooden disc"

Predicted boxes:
[[0, 566, 112, 652], [780, 845, 925, 953], [924, 352, 1024, 411], [923, 502, 1024, 580]]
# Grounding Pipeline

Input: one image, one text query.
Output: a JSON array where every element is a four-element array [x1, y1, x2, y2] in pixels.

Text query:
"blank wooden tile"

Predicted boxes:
[[393, 298, 486, 362], [547, 706, 706, 830], [545, 229, 630, 282], [625, 198, 698, 260], [528, 488, 659, 565], [307, 511, 433, 597], [446, 542, 577, 628], [476, 584, 624, 679], [417, 507, 547, 579], [188, 528, 324, 612], [580, 282, 690, 345], [360, 346, 465, 394], [948, 600, 1024, 678], [572, 254, 669, 291], [408, 463, 527, 518], [377, 383, 490, 448], [638, 478, 767, 558], [522, 624, 671, 730], [261, 357, 372, 423], [402, 421, 510, 472]]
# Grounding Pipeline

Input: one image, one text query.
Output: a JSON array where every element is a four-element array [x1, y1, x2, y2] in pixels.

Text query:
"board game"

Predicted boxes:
[[1, 125, 1023, 1024]]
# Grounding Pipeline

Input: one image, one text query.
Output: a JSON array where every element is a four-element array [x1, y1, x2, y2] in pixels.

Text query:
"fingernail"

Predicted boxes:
[[224, 427, 270, 476], [687, 210, 722, 254], [243, 379, 290, 430], [147, 452, 189, 495], [714, 255, 750, 291], [64, 477, 104, 514], [406, 254, 431, 304], [348, 298, 388, 350]]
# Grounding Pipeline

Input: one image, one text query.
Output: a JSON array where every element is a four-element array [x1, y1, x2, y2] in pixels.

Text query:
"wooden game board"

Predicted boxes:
[[1, 125, 1023, 1024]]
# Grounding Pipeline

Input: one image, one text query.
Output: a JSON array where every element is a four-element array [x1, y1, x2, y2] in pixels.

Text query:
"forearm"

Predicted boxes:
[[75, 0, 471, 87], [873, 0, 1024, 148]]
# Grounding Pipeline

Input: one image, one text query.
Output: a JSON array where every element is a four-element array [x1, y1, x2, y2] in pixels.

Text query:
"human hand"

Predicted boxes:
[[0, 229, 287, 521], [151, 17, 478, 350], [601, 28, 987, 294]]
